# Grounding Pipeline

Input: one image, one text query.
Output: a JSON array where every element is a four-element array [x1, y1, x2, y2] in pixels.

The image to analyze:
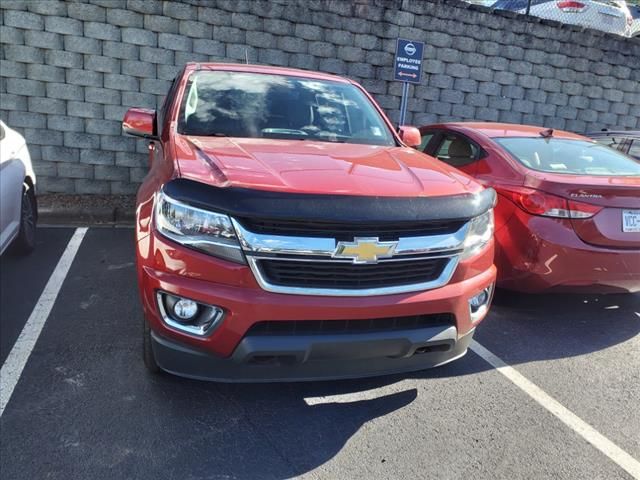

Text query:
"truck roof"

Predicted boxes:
[[184, 62, 351, 83]]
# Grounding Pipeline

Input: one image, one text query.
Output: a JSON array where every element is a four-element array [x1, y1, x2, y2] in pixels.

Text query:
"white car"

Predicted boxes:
[[0, 120, 37, 255], [491, 0, 634, 37]]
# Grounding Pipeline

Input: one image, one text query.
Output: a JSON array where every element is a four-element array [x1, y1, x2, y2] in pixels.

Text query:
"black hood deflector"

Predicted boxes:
[[163, 178, 496, 223]]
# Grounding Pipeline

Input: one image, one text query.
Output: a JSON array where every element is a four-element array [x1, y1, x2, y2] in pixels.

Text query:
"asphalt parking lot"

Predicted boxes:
[[1, 227, 639, 480]]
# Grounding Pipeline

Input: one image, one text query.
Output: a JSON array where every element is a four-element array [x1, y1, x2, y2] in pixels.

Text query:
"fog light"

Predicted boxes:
[[156, 292, 224, 336], [173, 299, 199, 321], [469, 290, 489, 310], [469, 285, 493, 323]]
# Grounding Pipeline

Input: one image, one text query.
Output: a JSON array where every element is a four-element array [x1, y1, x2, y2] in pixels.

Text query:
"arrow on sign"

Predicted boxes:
[[398, 72, 417, 78]]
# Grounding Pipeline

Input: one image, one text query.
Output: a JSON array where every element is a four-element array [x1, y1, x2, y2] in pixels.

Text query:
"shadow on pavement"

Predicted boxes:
[[145, 374, 418, 479], [471, 290, 640, 367]]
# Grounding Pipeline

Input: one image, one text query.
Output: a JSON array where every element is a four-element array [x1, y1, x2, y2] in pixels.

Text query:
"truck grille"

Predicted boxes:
[[247, 314, 454, 336], [258, 257, 448, 290], [237, 218, 465, 241]]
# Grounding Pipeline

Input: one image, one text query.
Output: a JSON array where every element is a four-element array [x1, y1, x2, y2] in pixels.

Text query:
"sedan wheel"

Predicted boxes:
[[11, 185, 36, 255]]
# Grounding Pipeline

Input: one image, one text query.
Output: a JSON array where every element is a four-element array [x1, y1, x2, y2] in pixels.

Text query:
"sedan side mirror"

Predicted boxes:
[[398, 126, 422, 148], [123, 108, 158, 140]]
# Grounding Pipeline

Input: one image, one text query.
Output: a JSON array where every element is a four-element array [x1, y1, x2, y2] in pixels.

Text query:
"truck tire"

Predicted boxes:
[[143, 319, 161, 374]]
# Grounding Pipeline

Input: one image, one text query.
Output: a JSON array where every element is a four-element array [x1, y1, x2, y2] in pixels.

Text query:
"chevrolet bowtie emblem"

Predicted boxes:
[[333, 237, 398, 264]]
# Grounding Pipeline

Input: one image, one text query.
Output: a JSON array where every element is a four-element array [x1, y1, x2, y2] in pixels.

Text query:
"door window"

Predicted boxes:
[[419, 133, 434, 152], [628, 140, 640, 160], [434, 134, 479, 167], [156, 71, 182, 136]]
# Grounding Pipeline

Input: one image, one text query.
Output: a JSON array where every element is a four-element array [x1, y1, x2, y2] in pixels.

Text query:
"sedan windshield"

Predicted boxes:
[[178, 71, 396, 146], [495, 137, 640, 176]]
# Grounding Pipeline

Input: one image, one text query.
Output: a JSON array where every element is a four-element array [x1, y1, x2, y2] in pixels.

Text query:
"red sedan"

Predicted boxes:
[[419, 122, 640, 294]]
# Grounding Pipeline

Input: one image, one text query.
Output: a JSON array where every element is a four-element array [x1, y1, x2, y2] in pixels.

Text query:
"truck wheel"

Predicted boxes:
[[143, 320, 161, 374], [10, 185, 36, 255]]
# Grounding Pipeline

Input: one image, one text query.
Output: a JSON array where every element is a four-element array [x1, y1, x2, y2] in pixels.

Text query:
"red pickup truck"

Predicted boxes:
[[124, 63, 496, 381]]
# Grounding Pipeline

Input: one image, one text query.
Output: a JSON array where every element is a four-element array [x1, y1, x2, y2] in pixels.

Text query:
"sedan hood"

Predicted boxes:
[[174, 136, 481, 198]]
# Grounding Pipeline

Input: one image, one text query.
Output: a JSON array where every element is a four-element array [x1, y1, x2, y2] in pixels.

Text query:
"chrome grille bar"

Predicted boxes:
[[232, 219, 469, 258], [231, 217, 469, 296], [246, 256, 460, 297]]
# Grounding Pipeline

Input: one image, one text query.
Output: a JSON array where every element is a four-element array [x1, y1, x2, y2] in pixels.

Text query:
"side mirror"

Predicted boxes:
[[398, 126, 422, 148], [123, 108, 158, 140]]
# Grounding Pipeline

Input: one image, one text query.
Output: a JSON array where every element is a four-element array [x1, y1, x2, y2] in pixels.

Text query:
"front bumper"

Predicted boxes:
[[151, 326, 475, 382], [138, 231, 495, 381]]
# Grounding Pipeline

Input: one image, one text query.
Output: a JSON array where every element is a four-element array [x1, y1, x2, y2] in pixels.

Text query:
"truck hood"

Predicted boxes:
[[174, 136, 481, 198]]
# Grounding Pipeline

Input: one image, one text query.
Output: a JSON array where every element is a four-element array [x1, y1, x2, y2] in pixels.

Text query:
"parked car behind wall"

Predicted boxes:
[[587, 130, 640, 160], [491, 0, 634, 37]]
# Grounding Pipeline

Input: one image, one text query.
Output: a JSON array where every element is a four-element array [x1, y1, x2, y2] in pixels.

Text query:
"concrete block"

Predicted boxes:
[[4, 45, 44, 64], [85, 87, 121, 105], [64, 35, 102, 55], [46, 82, 84, 101], [24, 128, 63, 146], [258, 49, 290, 67], [104, 73, 139, 92], [27, 0, 67, 16], [95, 164, 129, 181], [106, 8, 143, 27], [163, 1, 196, 20], [45, 50, 83, 68], [84, 21, 121, 41], [67, 101, 104, 119], [24, 30, 63, 50], [179, 20, 212, 39], [4, 10, 44, 30], [278, 37, 308, 54], [58, 163, 94, 179], [6, 78, 45, 97], [466, 93, 489, 108], [27, 97, 65, 115], [44, 16, 83, 35], [47, 115, 84, 132], [74, 178, 110, 194], [80, 149, 116, 165], [453, 78, 477, 93], [8, 111, 46, 129], [144, 15, 178, 34], [100, 134, 137, 152], [122, 60, 156, 78], [1, 60, 26, 78], [158, 33, 192, 52], [84, 55, 120, 73], [86, 119, 122, 136], [68, 2, 106, 22]]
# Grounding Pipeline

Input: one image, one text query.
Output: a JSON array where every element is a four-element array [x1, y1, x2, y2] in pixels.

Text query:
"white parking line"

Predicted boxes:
[[470, 340, 640, 480], [0, 227, 87, 418]]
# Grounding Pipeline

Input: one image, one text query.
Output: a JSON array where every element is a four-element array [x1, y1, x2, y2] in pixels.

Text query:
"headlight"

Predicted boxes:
[[155, 191, 245, 264], [460, 209, 494, 260]]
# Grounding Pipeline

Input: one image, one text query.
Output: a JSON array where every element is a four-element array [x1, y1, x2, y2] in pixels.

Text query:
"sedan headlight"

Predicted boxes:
[[460, 209, 494, 260], [155, 191, 245, 263]]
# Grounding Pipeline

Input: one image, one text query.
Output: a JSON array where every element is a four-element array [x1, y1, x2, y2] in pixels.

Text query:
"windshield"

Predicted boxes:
[[177, 71, 396, 146], [495, 137, 640, 176]]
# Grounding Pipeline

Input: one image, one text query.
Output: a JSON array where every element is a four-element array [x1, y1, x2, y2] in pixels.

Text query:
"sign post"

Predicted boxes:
[[394, 38, 424, 127]]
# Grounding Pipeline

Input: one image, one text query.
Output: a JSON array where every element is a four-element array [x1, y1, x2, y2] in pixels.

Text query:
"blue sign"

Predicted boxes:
[[394, 39, 424, 84]]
